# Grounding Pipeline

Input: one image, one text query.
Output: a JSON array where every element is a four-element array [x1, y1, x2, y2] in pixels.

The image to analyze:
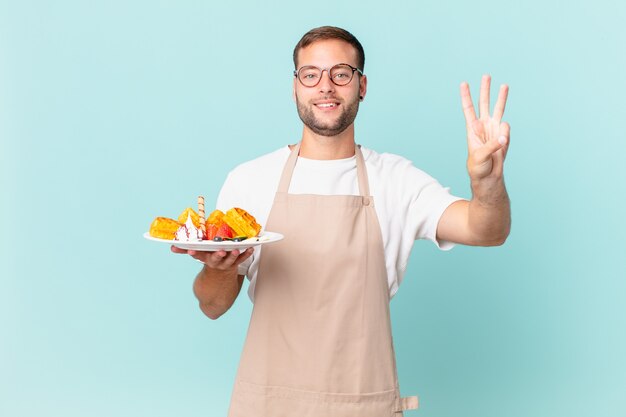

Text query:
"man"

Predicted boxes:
[[172, 26, 510, 416]]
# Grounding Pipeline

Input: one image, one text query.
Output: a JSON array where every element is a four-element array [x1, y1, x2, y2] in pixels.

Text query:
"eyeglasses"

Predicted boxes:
[[294, 63, 363, 87]]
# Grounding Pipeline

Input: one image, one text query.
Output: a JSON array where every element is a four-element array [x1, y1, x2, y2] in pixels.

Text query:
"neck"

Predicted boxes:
[[297, 125, 356, 160]]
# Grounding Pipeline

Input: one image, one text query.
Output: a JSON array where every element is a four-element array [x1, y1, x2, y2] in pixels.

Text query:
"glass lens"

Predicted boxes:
[[329, 64, 354, 85], [298, 66, 321, 87]]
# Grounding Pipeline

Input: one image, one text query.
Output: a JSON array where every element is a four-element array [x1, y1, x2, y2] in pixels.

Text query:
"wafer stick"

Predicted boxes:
[[197, 196, 206, 234]]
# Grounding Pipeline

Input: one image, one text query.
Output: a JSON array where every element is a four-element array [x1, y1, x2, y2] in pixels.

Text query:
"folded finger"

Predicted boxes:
[[499, 122, 511, 159]]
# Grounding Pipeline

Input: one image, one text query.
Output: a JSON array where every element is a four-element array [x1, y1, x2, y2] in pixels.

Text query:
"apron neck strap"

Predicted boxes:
[[277, 142, 370, 197]]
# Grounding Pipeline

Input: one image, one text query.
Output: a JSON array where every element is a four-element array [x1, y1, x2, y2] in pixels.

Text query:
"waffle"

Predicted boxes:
[[223, 207, 261, 237], [149, 217, 182, 240], [177, 207, 201, 228]]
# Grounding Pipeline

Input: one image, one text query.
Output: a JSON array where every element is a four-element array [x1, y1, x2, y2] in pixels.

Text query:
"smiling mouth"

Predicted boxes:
[[315, 102, 339, 109]]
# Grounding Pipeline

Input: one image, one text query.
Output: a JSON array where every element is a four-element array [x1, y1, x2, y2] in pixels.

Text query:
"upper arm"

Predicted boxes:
[[435, 199, 477, 246], [436, 199, 509, 247]]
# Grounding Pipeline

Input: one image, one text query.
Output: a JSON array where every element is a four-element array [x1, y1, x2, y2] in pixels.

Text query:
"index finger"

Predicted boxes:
[[460, 82, 477, 125]]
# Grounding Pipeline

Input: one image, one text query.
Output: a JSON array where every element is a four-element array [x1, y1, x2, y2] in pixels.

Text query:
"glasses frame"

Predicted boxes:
[[294, 63, 364, 87]]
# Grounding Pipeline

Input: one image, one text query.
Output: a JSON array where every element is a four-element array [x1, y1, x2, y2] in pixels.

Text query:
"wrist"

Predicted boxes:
[[201, 263, 238, 279], [470, 177, 508, 207]]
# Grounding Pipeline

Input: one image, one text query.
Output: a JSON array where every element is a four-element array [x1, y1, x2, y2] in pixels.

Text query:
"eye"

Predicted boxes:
[[299, 66, 320, 80], [331, 65, 353, 80]]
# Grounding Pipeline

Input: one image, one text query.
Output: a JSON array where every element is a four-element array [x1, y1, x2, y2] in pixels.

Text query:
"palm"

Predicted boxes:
[[460, 75, 510, 181]]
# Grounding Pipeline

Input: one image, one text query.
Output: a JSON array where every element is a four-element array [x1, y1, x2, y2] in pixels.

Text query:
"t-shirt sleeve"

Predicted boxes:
[[401, 166, 466, 251], [412, 180, 465, 250], [215, 171, 240, 212]]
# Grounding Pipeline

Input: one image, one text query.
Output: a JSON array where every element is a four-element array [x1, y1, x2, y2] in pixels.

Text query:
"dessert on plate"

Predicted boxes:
[[148, 196, 262, 242]]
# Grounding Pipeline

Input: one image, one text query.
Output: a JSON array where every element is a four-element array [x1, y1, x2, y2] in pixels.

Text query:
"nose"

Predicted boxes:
[[318, 70, 335, 93]]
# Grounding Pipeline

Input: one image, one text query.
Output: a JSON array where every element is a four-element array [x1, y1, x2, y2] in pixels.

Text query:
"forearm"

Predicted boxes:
[[468, 177, 511, 245], [192, 265, 243, 320]]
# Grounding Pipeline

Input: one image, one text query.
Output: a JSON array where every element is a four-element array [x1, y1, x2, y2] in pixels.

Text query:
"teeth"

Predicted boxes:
[[317, 103, 336, 108]]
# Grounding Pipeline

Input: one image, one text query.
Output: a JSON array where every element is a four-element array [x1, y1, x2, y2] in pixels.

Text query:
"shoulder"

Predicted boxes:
[[361, 146, 437, 186], [217, 146, 290, 210], [222, 146, 291, 191], [227, 146, 291, 180]]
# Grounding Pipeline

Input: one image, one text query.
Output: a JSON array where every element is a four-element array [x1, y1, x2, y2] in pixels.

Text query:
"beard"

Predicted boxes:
[[295, 93, 360, 137]]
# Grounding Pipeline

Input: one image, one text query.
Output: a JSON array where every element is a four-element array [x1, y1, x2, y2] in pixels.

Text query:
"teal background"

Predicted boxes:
[[1, 0, 625, 416]]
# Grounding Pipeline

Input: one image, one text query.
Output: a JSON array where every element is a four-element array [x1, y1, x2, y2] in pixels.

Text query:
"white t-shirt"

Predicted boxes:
[[216, 145, 465, 301]]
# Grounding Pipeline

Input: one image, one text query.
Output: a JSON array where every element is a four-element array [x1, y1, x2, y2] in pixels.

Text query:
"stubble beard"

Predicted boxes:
[[295, 94, 360, 137]]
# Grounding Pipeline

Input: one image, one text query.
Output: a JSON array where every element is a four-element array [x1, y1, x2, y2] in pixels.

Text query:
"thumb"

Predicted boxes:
[[475, 135, 506, 164]]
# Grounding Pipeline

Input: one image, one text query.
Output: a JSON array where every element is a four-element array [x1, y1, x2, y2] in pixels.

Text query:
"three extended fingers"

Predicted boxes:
[[461, 75, 509, 125]]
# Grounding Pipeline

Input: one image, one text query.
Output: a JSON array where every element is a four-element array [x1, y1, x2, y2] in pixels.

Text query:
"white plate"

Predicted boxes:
[[143, 231, 284, 251]]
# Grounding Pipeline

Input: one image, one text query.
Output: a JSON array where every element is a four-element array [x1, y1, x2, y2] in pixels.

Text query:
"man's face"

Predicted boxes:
[[293, 39, 367, 137]]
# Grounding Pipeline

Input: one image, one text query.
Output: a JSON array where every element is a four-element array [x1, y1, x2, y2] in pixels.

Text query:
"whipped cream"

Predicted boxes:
[[174, 214, 205, 241]]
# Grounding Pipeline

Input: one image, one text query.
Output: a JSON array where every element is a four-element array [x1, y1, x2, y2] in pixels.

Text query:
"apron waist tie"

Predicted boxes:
[[396, 395, 419, 412]]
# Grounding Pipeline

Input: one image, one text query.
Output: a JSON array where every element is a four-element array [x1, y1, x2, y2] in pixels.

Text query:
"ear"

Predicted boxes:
[[292, 77, 297, 102], [359, 74, 367, 101]]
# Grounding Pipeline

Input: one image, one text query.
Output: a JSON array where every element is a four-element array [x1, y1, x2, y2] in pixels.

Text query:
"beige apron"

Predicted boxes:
[[228, 143, 418, 417]]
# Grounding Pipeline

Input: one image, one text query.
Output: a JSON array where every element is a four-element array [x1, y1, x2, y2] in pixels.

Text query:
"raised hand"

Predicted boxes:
[[460, 75, 510, 183]]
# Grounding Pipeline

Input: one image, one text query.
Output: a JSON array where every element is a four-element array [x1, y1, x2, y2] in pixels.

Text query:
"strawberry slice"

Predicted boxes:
[[205, 224, 219, 240], [216, 223, 234, 239]]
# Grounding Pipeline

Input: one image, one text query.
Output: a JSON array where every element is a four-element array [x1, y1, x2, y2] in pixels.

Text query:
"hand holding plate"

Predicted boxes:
[[171, 245, 254, 271]]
